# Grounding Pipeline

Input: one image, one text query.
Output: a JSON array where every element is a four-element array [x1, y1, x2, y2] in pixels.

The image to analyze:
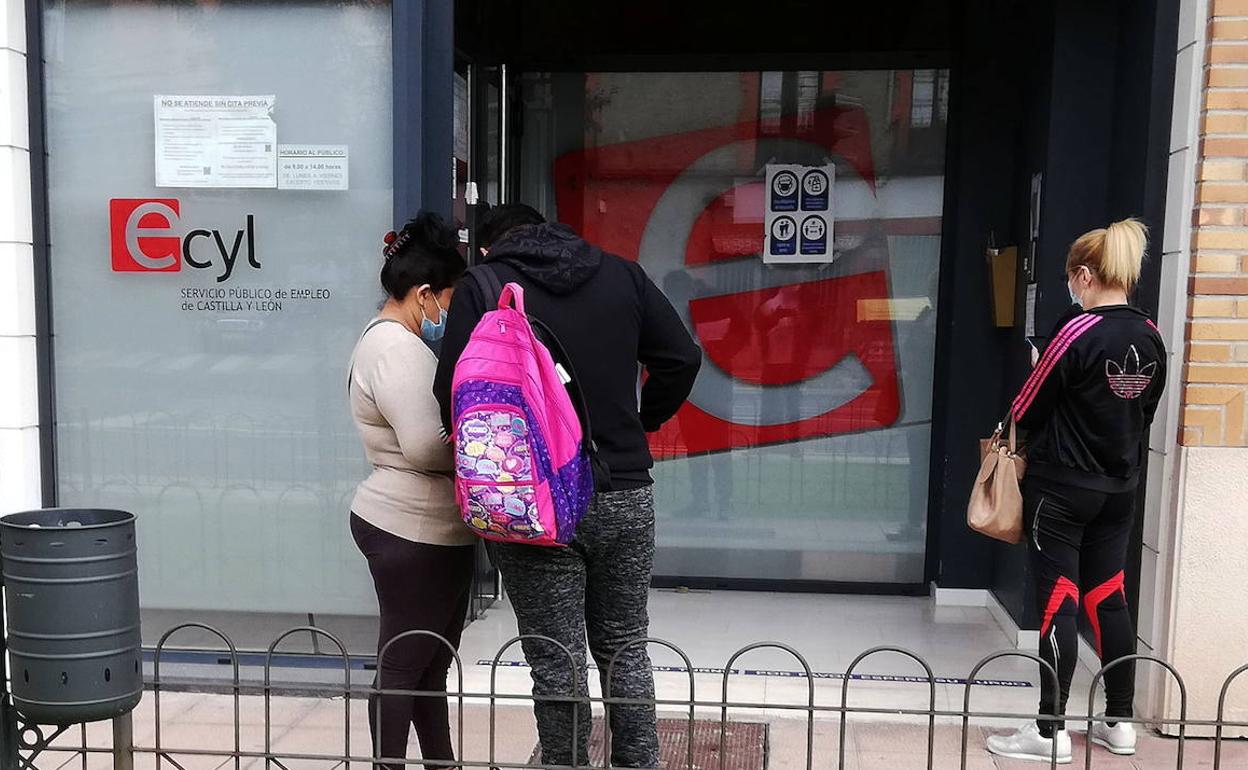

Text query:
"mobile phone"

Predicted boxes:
[[1026, 336, 1044, 365]]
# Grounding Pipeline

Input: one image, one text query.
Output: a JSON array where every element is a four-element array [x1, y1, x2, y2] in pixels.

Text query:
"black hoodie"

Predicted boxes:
[[1012, 304, 1167, 492], [433, 223, 703, 490]]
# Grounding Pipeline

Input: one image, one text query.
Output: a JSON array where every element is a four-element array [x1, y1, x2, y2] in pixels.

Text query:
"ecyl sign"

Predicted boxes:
[[110, 199, 259, 282]]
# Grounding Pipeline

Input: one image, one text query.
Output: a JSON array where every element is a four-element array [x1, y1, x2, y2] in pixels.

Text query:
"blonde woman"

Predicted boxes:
[[987, 219, 1167, 763]]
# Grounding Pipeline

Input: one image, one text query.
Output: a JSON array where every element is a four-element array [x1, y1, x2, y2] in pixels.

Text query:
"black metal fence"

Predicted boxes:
[[11, 622, 1248, 770]]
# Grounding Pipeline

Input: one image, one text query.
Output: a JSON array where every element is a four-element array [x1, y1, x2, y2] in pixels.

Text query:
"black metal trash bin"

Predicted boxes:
[[0, 509, 142, 724]]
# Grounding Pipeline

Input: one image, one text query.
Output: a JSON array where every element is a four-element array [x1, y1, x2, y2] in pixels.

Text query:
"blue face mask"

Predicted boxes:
[[420, 295, 448, 342], [1068, 266, 1086, 307]]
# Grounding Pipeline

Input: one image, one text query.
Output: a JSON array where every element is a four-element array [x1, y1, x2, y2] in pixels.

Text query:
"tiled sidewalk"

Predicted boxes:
[[33, 591, 1241, 768], [37, 693, 1247, 769], [457, 590, 1102, 729]]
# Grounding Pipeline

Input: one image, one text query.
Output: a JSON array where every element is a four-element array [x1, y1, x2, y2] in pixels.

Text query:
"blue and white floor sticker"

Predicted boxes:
[[477, 660, 1032, 688]]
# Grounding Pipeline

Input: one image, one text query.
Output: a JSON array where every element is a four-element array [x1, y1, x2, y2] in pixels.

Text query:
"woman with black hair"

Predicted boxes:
[[347, 211, 474, 769]]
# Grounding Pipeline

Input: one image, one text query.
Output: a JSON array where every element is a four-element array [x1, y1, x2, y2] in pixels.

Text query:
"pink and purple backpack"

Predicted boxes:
[[451, 276, 594, 546]]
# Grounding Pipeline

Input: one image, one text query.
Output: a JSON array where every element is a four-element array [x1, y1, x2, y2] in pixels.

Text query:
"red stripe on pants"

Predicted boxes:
[[1083, 571, 1126, 657], [1040, 576, 1080, 638]]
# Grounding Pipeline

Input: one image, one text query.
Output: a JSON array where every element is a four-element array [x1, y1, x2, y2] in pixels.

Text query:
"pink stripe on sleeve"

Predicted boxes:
[[1011, 314, 1103, 420], [1011, 314, 1093, 414]]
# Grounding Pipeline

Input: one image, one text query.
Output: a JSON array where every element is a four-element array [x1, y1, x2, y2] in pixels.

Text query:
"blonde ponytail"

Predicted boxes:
[[1066, 217, 1148, 293]]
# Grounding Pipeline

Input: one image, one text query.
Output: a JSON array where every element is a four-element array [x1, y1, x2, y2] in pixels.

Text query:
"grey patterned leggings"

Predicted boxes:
[[489, 486, 660, 768]]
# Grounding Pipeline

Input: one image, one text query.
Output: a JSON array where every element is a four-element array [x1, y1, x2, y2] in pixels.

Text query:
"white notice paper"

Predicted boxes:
[[763, 163, 836, 264], [155, 95, 277, 188], [278, 145, 349, 191], [1025, 284, 1038, 338]]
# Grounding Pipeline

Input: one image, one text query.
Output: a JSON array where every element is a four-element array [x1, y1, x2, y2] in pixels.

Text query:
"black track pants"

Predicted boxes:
[[1023, 478, 1137, 737]]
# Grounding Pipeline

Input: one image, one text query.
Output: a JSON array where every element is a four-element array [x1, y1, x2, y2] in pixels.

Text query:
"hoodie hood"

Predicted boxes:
[[485, 223, 604, 295]]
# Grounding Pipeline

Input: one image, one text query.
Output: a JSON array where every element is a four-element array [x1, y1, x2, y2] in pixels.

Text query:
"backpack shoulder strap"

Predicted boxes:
[[468, 264, 505, 310], [467, 265, 595, 450], [528, 316, 596, 453], [465, 266, 608, 488]]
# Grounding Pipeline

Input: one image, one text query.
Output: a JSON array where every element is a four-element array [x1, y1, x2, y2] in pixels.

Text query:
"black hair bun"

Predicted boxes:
[[378, 209, 467, 300], [405, 211, 460, 256]]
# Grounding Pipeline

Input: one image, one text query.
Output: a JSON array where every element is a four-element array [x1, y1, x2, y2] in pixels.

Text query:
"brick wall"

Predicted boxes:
[[1185, 0, 1248, 446]]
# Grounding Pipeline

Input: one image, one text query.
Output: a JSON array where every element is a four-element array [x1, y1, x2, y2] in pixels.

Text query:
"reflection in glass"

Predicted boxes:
[[520, 71, 948, 583]]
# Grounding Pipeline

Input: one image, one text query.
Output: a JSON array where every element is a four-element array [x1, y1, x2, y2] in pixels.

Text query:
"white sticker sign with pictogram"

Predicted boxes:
[[764, 163, 836, 264]]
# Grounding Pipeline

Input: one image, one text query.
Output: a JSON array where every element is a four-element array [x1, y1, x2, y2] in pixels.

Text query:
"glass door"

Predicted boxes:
[[456, 57, 507, 617], [517, 70, 949, 586]]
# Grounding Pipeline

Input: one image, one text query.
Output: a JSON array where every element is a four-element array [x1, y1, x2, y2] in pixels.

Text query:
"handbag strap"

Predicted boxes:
[[347, 318, 406, 393], [989, 416, 1019, 456]]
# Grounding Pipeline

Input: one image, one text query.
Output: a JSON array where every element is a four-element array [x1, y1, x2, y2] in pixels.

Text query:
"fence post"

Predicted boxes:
[[112, 713, 134, 770], [0, 696, 16, 770], [0, 567, 19, 770]]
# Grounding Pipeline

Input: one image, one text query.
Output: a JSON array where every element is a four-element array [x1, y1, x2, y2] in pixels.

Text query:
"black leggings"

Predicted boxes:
[[1023, 478, 1137, 736], [350, 514, 475, 769]]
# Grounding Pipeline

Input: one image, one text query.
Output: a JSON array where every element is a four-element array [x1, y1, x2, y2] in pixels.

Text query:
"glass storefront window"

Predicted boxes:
[[520, 70, 948, 584], [43, 0, 393, 639]]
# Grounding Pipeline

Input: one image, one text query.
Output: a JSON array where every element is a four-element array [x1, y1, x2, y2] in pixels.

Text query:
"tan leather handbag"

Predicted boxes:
[[967, 419, 1026, 544]]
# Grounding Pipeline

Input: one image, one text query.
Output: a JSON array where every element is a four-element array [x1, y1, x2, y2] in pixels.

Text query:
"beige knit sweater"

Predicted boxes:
[[348, 319, 475, 546]]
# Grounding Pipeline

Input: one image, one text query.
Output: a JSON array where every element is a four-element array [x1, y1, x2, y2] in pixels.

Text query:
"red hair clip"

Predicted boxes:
[[383, 231, 398, 245]]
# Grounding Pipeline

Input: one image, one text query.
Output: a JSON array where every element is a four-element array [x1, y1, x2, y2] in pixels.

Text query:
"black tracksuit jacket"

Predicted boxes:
[[1012, 304, 1167, 493]]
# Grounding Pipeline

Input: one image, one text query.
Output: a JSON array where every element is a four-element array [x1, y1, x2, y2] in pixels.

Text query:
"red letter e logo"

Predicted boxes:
[[110, 199, 181, 272]]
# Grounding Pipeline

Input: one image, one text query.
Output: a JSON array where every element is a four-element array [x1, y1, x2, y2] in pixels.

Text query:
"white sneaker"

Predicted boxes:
[[986, 722, 1073, 764], [1090, 716, 1137, 755]]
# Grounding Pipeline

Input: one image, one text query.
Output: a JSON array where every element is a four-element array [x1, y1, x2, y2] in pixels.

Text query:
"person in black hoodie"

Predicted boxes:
[[433, 204, 701, 768], [986, 219, 1167, 764]]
